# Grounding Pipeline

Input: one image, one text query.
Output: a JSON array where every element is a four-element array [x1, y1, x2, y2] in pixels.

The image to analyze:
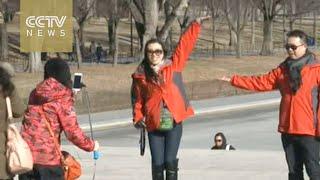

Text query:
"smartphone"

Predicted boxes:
[[73, 73, 83, 91]]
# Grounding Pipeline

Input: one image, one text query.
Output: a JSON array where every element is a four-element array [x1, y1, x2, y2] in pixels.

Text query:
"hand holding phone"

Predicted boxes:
[[73, 73, 83, 92]]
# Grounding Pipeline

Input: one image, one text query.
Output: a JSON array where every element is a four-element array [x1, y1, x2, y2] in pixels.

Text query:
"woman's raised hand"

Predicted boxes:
[[219, 76, 231, 82], [196, 16, 211, 24]]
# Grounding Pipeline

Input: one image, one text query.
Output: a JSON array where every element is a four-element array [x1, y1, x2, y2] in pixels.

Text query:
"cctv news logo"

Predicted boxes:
[[25, 16, 67, 37]]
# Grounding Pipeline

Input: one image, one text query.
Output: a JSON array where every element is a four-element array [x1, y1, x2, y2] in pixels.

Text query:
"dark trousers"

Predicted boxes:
[[281, 134, 320, 180], [18, 165, 64, 180], [148, 123, 182, 166]]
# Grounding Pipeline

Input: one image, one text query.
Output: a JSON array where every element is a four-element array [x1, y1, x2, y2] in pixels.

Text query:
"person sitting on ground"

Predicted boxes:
[[211, 132, 235, 150]]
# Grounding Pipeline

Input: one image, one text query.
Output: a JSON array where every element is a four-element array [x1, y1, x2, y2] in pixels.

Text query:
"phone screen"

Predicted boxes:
[[73, 75, 82, 89]]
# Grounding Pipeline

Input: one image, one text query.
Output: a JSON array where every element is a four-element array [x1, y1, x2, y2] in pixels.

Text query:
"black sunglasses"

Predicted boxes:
[[147, 49, 163, 56], [285, 44, 304, 51], [215, 139, 222, 142]]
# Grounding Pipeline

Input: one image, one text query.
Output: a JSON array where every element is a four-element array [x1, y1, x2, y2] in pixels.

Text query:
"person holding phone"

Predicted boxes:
[[19, 58, 99, 180], [131, 16, 210, 180]]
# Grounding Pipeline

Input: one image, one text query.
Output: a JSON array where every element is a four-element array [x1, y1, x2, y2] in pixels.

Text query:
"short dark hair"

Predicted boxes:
[[44, 58, 72, 89], [287, 30, 308, 44]]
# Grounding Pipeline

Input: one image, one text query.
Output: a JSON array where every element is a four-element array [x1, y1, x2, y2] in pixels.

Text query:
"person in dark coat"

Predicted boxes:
[[211, 132, 235, 150]]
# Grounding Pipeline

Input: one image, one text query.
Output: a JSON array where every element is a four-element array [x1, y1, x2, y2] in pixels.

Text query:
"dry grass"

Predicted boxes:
[[13, 54, 296, 113]]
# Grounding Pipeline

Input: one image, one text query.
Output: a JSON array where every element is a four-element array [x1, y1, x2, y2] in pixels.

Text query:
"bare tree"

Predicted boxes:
[[284, 0, 320, 31], [205, 0, 222, 56], [255, 0, 283, 55], [127, 0, 189, 57], [73, 0, 96, 67], [313, 10, 318, 47], [97, 0, 128, 67], [0, 0, 18, 61], [223, 0, 250, 58], [250, 0, 257, 48]]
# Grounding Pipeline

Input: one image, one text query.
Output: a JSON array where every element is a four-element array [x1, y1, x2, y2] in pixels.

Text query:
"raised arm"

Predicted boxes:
[[171, 20, 201, 71]]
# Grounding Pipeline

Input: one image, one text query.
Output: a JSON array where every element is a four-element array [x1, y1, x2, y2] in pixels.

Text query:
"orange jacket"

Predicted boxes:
[[131, 21, 201, 132], [231, 56, 320, 136]]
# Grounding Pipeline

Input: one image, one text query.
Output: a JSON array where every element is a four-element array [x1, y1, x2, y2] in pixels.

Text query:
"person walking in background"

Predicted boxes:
[[211, 132, 235, 150], [96, 43, 103, 64], [90, 41, 96, 63], [19, 58, 99, 180], [221, 30, 320, 180], [0, 62, 25, 180], [131, 16, 210, 180]]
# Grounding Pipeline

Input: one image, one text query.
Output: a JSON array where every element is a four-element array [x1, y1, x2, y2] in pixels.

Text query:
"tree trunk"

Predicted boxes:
[[79, 22, 85, 54], [74, 30, 82, 69], [28, 52, 42, 73], [260, 19, 273, 56], [236, 31, 241, 58], [108, 18, 115, 58], [282, 6, 287, 44], [212, 19, 216, 57], [142, 0, 158, 56], [229, 29, 237, 46], [113, 24, 118, 67], [134, 21, 145, 51], [289, 20, 294, 31], [250, 7, 256, 48], [314, 11, 317, 47], [0, 23, 8, 60]]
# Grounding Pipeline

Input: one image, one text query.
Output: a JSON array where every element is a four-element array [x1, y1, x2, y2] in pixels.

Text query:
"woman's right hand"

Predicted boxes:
[[94, 140, 100, 151], [134, 120, 146, 129], [220, 76, 231, 82]]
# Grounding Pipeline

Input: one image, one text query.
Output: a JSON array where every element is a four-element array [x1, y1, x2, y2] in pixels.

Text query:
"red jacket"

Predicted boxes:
[[231, 55, 320, 137], [21, 78, 94, 166], [131, 21, 201, 132]]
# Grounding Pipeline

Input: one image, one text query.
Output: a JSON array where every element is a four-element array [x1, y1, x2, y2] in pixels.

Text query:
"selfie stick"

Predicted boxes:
[[81, 86, 100, 180]]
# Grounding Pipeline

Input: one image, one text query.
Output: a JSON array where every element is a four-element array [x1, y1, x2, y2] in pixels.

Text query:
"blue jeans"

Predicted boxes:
[[148, 123, 182, 166]]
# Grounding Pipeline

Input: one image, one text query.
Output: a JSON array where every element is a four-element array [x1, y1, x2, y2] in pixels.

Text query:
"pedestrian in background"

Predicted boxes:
[[211, 132, 235, 150], [221, 30, 320, 180], [90, 41, 96, 63], [96, 43, 103, 64], [0, 62, 24, 180], [131, 16, 210, 180]]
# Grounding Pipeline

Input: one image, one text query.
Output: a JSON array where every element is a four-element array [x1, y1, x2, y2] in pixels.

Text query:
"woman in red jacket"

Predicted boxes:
[[19, 58, 99, 180], [131, 16, 209, 180]]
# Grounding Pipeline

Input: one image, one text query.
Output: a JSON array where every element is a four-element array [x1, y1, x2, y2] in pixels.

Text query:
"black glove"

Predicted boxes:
[[134, 121, 146, 129]]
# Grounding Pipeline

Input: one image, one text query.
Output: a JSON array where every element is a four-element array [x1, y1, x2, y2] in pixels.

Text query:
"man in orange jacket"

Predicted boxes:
[[221, 30, 320, 180]]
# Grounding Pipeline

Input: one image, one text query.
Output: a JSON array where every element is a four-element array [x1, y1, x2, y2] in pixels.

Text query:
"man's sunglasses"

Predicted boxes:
[[147, 49, 163, 56], [285, 44, 304, 51]]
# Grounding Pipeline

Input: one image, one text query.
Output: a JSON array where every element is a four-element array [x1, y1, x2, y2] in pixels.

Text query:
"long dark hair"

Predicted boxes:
[[140, 39, 167, 82], [0, 67, 15, 97], [44, 58, 72, 89]]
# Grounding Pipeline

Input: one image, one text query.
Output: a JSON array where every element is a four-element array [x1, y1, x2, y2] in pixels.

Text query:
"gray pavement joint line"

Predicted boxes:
[[80, 97, 281, 131]]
